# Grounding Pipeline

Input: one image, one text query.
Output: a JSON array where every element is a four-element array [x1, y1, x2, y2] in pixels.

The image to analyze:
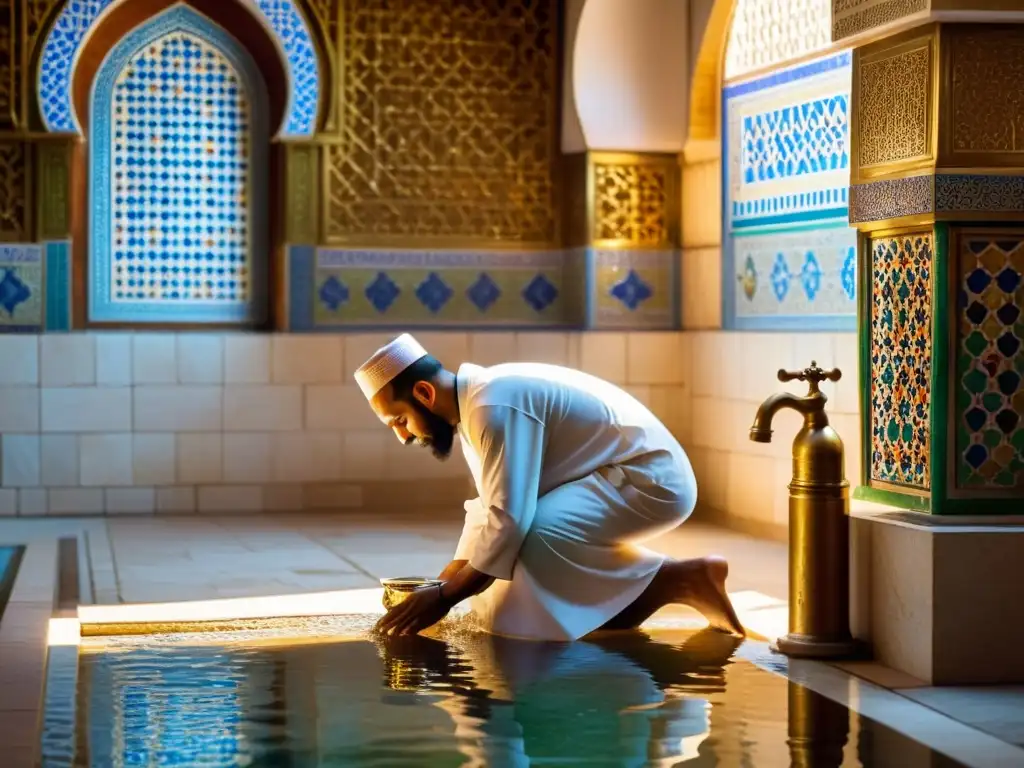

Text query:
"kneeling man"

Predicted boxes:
[[355, 334, 744, 640]]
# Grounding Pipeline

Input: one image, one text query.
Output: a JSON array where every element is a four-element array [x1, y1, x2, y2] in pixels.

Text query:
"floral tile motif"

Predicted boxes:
[[956, 237, 1024, 489], [869, 234, 933, 489]]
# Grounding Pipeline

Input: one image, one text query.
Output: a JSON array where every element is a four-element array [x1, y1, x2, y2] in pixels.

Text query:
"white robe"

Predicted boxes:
[[452, 362, 697, 641]]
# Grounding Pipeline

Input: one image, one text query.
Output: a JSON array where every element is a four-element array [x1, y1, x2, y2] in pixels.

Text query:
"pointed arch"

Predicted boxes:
[[38, 0, 320, 136], [87, 4, 270, 324]]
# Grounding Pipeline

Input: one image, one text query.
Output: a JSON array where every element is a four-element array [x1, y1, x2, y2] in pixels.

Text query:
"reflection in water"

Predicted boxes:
[[68, 624, 967, 767]]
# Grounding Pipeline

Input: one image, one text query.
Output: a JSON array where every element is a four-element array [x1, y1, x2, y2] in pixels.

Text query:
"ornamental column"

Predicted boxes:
[[837, 5, 1024, 513]]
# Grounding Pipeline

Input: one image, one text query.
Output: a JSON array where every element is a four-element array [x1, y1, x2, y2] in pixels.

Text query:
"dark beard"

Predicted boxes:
[[410, 400, 455, 460]]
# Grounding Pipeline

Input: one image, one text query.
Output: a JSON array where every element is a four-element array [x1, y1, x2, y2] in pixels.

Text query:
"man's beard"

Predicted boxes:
[[410, 400, 455, 460]]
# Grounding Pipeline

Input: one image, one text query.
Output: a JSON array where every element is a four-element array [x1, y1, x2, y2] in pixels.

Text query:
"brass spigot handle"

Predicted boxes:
[[777, 361, 842, 394]]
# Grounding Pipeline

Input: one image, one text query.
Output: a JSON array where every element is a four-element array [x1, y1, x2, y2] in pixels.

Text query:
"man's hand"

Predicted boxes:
[[375, 585, 452, 637]]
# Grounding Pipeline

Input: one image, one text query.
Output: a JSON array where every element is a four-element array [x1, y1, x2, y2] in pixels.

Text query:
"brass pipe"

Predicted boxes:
[[750, 361, 861, 660]]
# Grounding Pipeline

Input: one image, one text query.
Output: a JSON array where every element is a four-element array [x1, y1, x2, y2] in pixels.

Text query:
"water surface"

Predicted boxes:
[[55, 618, 966, 767]]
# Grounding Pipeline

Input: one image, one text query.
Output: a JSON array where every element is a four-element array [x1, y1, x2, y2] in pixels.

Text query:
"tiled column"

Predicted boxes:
[[563, 151, 681, 329], [843, 20, 1024, 514]]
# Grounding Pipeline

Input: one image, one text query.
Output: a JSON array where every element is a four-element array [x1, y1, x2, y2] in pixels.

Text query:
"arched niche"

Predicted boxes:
[[38, 0, 320, 137]]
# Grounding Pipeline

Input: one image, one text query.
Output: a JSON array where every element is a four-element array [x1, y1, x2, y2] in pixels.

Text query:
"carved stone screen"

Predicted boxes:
[[725, 0, 833, 81]]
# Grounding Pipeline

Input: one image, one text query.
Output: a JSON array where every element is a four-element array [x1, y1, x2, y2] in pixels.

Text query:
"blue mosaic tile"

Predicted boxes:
[[366, 272, 400, 313], [742, 95, 848, 184], [609, 269, 653, 311], [841, 246, 857, 301], [800, 252, 823, 300], [522, 274, 558, 312], [467, 272, 501, 312], [415, 272, 454, 314], [318, 275, 349, 311], [88, 7, 269, 323], [39, 0, 319, 136], [0, 266, 31, 316], [770, 254, 790, 302], [0, 244, 43, 331]]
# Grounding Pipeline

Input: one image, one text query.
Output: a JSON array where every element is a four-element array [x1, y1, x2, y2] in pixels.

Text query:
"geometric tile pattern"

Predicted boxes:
[[724, 50, 857, 329], [956, 237, 1024, 489], [869, 234, 933, 490], [89, 6, 269, 324], [725, 0, 832, 80], [0, 244, 43, 331], [734, 228, 857, 322], [110, 32, 251, 305], [592, 249, 677, 329], [311, 249, 571, 328], [741, 95, 849, 183], [38, 0, 319, 137]]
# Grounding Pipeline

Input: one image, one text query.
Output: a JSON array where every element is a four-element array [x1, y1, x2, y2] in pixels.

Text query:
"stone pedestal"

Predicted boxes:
[[846, 23, 1024, 514]]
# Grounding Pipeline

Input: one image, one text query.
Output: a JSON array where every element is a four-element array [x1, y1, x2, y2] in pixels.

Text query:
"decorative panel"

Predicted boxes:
[[832, 0, 928, 42], [869, 233, 933, 490], [723, 51, 857, 329], [955, 235, 1024, 490], [88, 6, 269, 324], [310, 249, 571, 328], [947, 26, 1024, 161], [325, 0, 559, 247], [855, 40, 932, 173], [590, 250, 677, 330], [592, 156, 678, 249], [38, 0, 320, 136], [284, 143, 320, 244], [0, 140, 30, 241], [0, 244, 43, 331], [724, 0, 832, 81], [36, 139, 72, 240]]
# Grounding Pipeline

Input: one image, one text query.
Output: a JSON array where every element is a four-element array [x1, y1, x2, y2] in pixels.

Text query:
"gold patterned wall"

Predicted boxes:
[[851, 28, 937, 184], [319, 0, 561, 248], [942, 25, 1024, 166], [832, 0, 928, 42]]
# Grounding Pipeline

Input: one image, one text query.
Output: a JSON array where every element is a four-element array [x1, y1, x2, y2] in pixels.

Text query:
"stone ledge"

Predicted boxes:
[[851, 510, 1024, 684]]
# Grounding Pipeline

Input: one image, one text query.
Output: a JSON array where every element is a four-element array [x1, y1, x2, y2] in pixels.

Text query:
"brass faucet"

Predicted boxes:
[[750, 361, 861, 660]]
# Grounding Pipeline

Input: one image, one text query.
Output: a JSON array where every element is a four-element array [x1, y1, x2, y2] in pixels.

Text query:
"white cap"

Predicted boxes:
[[354, 333, 429, 400]]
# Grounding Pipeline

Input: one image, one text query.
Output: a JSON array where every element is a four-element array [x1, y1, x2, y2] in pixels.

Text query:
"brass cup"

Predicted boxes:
[[380, 577, 444, 611]]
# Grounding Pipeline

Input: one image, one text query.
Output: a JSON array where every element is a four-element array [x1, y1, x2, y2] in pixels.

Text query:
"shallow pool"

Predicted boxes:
[[45, 618, 966, 767]]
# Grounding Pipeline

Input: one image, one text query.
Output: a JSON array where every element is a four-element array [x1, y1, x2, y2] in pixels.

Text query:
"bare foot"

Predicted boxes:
[[675, 556, 746, 636]]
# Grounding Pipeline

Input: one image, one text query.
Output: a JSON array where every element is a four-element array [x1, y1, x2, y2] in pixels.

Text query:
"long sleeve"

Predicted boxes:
[[454, 497, 487, 560], [462, 404, 545, 581]]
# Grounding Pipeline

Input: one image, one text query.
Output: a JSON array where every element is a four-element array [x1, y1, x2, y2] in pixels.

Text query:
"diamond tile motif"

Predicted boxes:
[[0, 245, 43, 330], [609, 269, 653, 311], [317, 275, 349, 311], [741, 95, 849, 184], [869, 235, 933, 489], [365, 272, 400, 313], [0, 268, 30, 316], [467, 273, 500, 312], [108, 31, 252, 305], [770, 253, 790, 302], [415, 272, 454, 314], [522, 274, 558, 312], [800, 252, 823, 300], [956, 237, 1024, 489], [39, 0, 319, 136], [841, 246, 856, 301]]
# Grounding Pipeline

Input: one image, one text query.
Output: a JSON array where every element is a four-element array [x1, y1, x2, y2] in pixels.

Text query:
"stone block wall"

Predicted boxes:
[[0, 330, 859, 531]]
